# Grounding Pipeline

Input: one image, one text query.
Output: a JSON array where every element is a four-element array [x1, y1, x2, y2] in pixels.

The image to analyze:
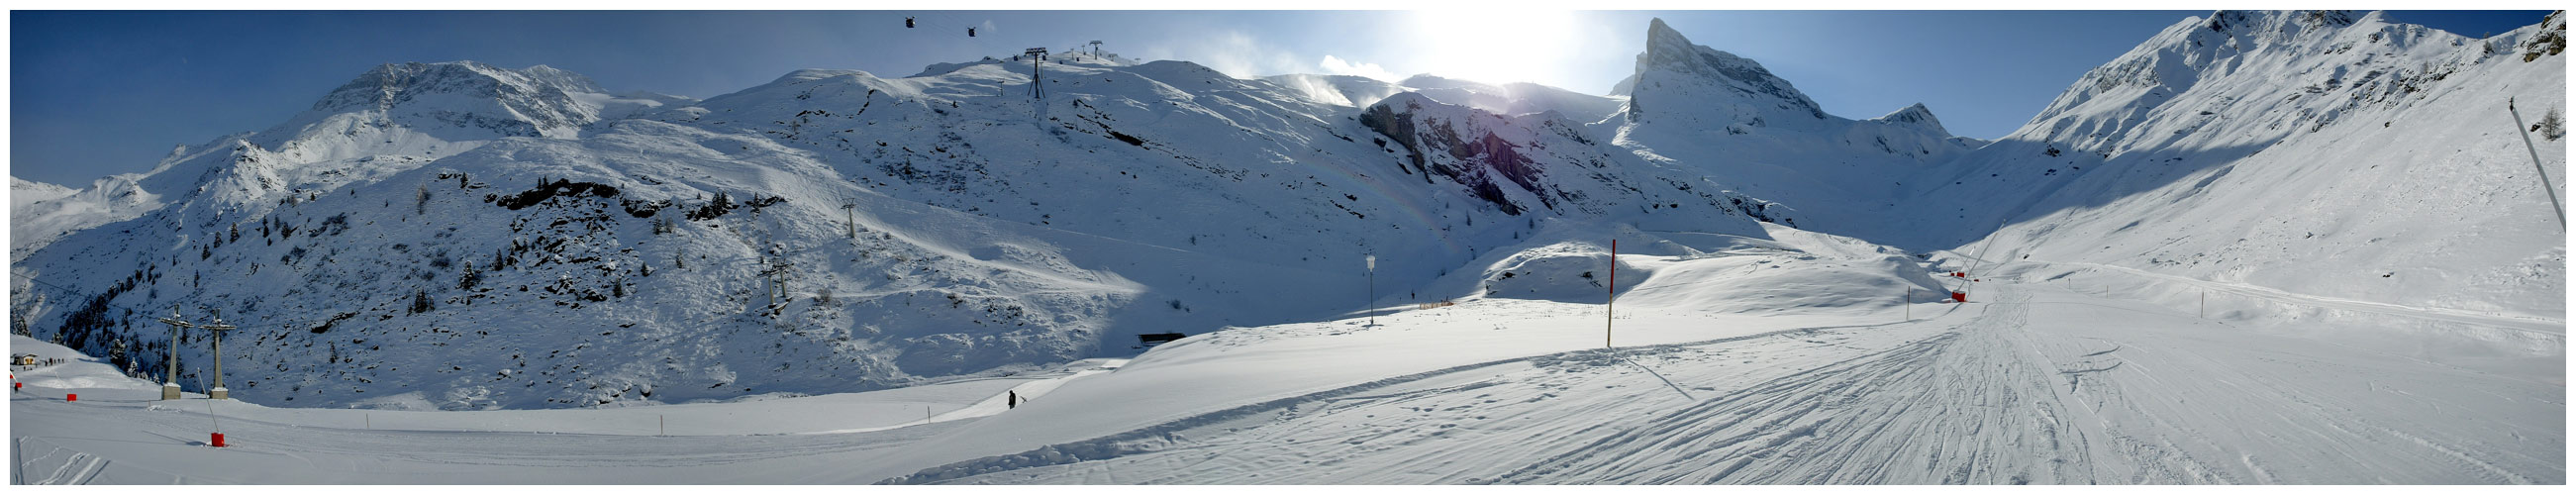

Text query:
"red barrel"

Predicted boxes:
[[1950, 292, 1967, 303], [211, 433, 226, 447], [65, 393, 75, 402]]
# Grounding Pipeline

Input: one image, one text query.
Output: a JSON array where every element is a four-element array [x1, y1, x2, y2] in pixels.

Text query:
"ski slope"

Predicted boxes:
[[7, 333, 1118, 484], [15, 219, 2554, 484], [856, 249, 2561, 484]]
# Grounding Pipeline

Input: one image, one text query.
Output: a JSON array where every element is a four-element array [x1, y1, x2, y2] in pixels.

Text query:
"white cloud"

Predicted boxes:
[[1145, 30, 1307, 80], [1320, 54, 1402, 83]]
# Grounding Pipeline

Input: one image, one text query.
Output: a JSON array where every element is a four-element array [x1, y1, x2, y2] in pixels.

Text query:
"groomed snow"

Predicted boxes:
[[12, 219, 2557, 484]]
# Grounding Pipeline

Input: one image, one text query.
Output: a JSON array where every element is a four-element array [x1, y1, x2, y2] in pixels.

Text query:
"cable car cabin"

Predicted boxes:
[[1137, 333, 1186, 347]]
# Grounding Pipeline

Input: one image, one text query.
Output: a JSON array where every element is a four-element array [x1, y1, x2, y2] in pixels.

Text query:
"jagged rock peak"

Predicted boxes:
[[1629, 18, 1825, 121], [2201, 10, 2359, 37]]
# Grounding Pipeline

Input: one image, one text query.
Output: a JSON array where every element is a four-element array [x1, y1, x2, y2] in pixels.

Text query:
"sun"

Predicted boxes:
[[1405, 9, 1586, 87]]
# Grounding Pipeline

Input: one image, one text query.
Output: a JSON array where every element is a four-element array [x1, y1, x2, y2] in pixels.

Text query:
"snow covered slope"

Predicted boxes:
[[1908, 11, 2566, 338], [1258, 72, 1624, 123], [8, 61, 690, 259], [1606, 19, 1987, 232], [11, 49, 1774, 410], [854, 269, 2557, 484], [12, 178, 76, 210], [11, 176, 157, 261], [5, 333, 1106, 483], [9, 61, 724, 409], [1259, 73, 1408, 108], [12, 221, 2557, 483]]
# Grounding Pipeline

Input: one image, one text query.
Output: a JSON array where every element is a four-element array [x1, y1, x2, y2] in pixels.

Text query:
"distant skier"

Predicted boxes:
[[1008, 390, 1019, 409]]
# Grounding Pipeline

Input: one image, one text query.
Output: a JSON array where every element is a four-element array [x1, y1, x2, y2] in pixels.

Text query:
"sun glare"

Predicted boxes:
[[1406, 10, 1585, 88]]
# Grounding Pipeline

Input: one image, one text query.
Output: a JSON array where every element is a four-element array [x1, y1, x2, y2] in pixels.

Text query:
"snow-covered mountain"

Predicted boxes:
[[1903, 10, 2566, 351], [12, 177, 77, 208], [1259, 73, 1409, 108], [6, 11, 2563, 485], [9, 41, 1786, 409], [1260, 73, 1625, 123], [11, 176, 155, 260], [1605, 19, 1988, 231], [10, 11, 2557, 417]]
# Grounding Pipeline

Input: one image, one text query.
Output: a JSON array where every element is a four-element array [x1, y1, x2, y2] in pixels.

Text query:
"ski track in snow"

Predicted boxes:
[[904, 280, 2559, 485], [2050, 260, 2563, 336], [9, 275, 2558, 484]]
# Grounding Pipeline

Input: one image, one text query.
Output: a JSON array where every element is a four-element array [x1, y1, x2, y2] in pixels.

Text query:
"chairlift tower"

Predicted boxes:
[[156, 305, 184, 400], [154, 305, 238, 400], [1089, 41, 1103, 56], [1025, 48, 1049, 99], [842, 200, 859, 240], [202, 310, 235, 400]]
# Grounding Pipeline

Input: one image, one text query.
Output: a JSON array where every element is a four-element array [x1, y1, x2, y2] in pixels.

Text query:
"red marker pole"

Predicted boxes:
[[208, 398, 225, 447], [1607, 239, 1616, 349]]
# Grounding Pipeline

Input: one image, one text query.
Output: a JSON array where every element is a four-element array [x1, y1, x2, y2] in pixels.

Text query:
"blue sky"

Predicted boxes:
[[9, 10, 2552, 187]]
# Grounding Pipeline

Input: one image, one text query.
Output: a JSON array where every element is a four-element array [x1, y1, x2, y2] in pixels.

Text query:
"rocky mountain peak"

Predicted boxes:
[[1625, 18, 1826, 123]]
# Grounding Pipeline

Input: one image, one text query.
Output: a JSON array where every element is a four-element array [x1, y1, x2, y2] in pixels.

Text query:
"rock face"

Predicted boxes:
[[1360, 93, 1580, 216]]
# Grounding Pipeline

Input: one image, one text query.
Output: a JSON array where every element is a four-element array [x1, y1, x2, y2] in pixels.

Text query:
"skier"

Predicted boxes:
[[1008, 390, 1019, 409], [905, 17, 915, 28]]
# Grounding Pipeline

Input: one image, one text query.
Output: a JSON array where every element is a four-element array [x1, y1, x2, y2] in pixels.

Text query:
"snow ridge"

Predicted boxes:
[[1909, 9, 2566, 322]]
